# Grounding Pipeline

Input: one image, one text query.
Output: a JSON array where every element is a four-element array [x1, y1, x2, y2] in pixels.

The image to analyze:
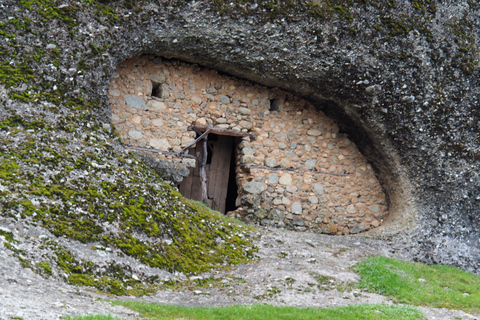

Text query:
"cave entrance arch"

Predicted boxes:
[[179, 132, 239, 214]]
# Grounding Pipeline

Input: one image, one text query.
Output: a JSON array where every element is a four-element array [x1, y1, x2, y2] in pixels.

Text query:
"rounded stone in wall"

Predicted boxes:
[[314, 183, 324, 195], [243, 181, 267, 194], [292, 202, 302, 215], [279, 173, 293, 185], [147, 100, 166, 111], [308, 196, 319, 204], [128, 130, 143, 139], [268, 174, 279, 184], [149, 138, 171, 150], [265, 158, 276, 167]]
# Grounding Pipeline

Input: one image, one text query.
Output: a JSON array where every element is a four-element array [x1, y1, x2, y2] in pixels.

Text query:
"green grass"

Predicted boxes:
[[353, 256, 480, 314], [66, 316, 125, 320], [96, 302, 425, 320]]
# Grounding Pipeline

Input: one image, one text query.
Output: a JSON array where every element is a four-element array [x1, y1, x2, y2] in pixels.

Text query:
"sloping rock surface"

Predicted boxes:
[[1, 226, 479, 320]]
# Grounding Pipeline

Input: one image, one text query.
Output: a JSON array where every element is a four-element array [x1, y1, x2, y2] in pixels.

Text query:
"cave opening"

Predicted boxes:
[[151, 81, 162, 98], [269, 98, 282, 112]]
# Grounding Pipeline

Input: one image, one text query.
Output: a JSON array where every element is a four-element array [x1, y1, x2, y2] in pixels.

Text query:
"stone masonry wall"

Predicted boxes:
[[109, 56, 388, 235]]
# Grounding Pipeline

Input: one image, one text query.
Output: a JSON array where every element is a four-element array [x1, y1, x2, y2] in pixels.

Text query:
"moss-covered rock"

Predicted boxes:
[[0, 100, 257, 293], [0, 0, 258, 295]]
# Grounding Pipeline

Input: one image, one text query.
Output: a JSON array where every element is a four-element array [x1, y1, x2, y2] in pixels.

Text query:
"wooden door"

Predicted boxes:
[[178, 143, 203, 203], [179, 134, 233, 213]]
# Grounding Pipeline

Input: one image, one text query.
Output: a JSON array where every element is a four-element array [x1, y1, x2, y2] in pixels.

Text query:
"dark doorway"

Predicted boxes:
[[179, 134, 238, 214]]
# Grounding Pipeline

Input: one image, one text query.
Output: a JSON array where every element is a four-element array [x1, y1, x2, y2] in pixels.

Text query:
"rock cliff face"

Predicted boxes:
[[0, 0, 479, 274]]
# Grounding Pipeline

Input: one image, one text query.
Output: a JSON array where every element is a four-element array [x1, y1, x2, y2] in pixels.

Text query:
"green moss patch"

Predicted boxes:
[[0, 101, 257, 295], [0, 227, 15, 243], [36, 261, 53, 278], [447, 15, 479, 75]]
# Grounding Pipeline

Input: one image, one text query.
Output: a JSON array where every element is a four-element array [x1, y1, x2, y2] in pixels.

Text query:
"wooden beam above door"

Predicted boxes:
[[191, 125, 256, 138]]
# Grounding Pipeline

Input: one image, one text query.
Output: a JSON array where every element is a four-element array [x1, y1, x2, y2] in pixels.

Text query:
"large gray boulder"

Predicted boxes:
[[0, 0, 479, 273]]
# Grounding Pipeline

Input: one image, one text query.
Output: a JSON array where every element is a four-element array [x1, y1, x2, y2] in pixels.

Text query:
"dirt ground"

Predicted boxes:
[[0, 226, 478, 320]]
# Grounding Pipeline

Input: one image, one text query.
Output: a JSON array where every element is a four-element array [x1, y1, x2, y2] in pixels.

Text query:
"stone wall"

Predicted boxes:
[[109, 56, 388, 235]]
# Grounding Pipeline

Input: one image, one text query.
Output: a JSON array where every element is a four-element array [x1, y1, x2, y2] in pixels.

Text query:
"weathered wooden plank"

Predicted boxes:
[[207, 140, 216, 202], [178, 146, 204, 201], [192, 125, 255, 138], [189, 148, 203, 201], [179, 172, 193, 199], [179, 148, 197, 199], [207, 135, 232, 213], [178, 125, 213, 155], [125, 145, 196, 158], [199, 137, 209, 204]]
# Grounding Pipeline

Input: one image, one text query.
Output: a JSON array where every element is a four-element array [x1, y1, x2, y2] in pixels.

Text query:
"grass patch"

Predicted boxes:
[[66, 316, 125, 320], [353, 256, 480, 314], [93, 301, 425, 320]]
